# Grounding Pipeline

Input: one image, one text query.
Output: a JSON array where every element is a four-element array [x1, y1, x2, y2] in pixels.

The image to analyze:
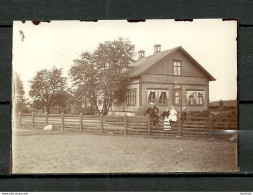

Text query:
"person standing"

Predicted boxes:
[[146, 102, 160, 127]]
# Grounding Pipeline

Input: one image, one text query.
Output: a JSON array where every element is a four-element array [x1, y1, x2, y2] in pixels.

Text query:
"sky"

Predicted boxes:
[[12, 19, 237, 101]]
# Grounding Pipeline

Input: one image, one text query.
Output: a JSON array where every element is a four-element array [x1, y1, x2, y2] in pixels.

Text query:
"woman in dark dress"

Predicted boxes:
[[181, 107, 187, 122], [162, 108, 171, 131]]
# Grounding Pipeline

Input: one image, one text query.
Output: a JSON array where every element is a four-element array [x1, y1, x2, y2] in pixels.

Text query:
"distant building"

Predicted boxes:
[[112, 45, 215, 114]]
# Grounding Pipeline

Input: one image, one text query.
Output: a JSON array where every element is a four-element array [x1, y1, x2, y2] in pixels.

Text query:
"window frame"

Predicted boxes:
[[186, 90, 205, 106], [148, 91, 156, 103], [158, 92, 167, 105], [173, 60, 182, 76], [126, 89, 137, 106], [174, 90, 181, 105], [147, 89, 169, 106], [196, 93, 204, 105]]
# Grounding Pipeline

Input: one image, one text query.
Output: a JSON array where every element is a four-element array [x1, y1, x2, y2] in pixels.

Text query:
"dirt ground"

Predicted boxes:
[[12, 130, 238, 173]]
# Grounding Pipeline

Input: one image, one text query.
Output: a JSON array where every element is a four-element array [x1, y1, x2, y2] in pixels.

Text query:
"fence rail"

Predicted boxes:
[[14, 112, 237, 138]]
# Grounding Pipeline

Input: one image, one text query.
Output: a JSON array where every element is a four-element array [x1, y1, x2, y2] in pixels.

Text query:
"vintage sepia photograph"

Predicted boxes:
[[12, 19, 238, 173]]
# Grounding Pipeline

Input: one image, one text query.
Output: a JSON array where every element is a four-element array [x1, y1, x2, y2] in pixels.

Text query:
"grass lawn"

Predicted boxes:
[[12, 129, 238, 173]]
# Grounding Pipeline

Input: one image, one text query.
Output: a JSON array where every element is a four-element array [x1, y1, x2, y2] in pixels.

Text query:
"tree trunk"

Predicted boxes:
[[46, 104, 51, 114]]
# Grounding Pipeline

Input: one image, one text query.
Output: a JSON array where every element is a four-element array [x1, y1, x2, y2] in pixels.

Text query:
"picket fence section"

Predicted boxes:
[[15, 112, 237, 138]]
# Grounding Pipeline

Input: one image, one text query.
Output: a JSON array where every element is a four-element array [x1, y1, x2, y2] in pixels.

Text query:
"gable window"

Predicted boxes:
[[126, 89, 136, 106], [173, 61, 181, 75], [174, 90, 180, 105], [147, 90, 169, 106], [187, 91, 205, 105]]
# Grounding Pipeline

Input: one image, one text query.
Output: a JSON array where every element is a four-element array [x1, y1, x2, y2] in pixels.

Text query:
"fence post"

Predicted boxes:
[[178, 114, 182, 136], [147, 116, 151, 135], [18, 112, 21, 127], [100, 115, 103, 133], [45, 112, 48, 125], [80, 113, 83, 131], [61, 113, 64, 131], [209, 114, 213, 137], [32, 112, 34, 128], [124, 115, 128, 135]]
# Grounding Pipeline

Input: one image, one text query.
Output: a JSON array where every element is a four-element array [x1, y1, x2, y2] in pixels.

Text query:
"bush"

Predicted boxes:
[[133, 106, 148, 116], [209, 105, 219, 109], [82, 106, 96, 115], [223, 105, 237, 110], [188, 110, 211, 117]]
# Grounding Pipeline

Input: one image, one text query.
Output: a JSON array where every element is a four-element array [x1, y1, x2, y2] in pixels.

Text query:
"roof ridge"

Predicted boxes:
[[138, 46, 180, 60]]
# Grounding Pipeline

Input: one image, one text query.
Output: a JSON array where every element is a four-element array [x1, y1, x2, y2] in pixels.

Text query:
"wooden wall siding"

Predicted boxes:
[[181, 85, 209, 111], [141, 83, 209, 112], [145, 49, 210, 78], [141, 74, 209, 85], [141, 83, 172, 111], [14, 113, 237, 138]]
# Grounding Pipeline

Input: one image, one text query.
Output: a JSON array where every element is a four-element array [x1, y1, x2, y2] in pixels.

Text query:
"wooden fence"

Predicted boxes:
[[14, 112, 237, 138]]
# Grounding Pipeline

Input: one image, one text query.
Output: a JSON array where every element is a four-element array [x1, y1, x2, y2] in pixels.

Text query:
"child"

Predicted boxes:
[[168, 106, 177, 125]]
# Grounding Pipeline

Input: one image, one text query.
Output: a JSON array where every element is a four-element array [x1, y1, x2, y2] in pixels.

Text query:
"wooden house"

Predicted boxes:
[[111, 45, 215, 115]]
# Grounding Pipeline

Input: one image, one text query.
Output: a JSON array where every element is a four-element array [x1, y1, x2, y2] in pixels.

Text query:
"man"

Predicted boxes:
[[146, 102, 160, 127]]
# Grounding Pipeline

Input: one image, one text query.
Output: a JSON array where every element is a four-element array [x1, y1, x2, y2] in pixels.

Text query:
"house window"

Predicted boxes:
[[188, 94, 195, 105], [126, 89, 136, 106], [131, 90, 136, 105], [187, 91, 205, 105], [147, 90, 169, 106], [196, 93, 204, 105], [159, 92, 167, 105], [174, 90, 180, 105], [148, 92, 156, 103], [173, 61, 181, 75]]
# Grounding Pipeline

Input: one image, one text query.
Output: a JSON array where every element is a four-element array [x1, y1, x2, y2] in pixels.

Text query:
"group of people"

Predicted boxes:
[[145, 102, 187, 130]]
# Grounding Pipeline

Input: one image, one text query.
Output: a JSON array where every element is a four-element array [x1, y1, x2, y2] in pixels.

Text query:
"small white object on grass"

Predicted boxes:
[[43, 125, 53, 131]]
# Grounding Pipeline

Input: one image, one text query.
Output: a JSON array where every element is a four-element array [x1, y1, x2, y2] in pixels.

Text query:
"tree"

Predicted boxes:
[[70, 37, 135, 115], [219, 100, 224, 109], [29, 67, 67, 113], [219, 100, 224, 115], [13, 72, 27, 113]]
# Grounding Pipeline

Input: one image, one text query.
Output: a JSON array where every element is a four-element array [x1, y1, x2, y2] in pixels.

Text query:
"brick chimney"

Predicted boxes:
[[138, 50, 145, 59], [154, 44, 161, 54]]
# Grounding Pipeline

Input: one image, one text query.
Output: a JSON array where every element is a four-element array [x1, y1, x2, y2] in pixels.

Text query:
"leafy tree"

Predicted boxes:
[[69, 51, 99, 113], [219, 100, 224, 109], [70, 37, 135, 115], [13, 72, 27, 113], [29, 67, 67, 113]]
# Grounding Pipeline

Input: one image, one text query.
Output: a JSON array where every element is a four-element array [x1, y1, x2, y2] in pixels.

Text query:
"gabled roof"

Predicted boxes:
[[124, 46, 215, 81]]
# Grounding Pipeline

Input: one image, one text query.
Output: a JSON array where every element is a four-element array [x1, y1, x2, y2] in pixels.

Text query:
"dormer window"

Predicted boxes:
[[173, 61, 181, 75]]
